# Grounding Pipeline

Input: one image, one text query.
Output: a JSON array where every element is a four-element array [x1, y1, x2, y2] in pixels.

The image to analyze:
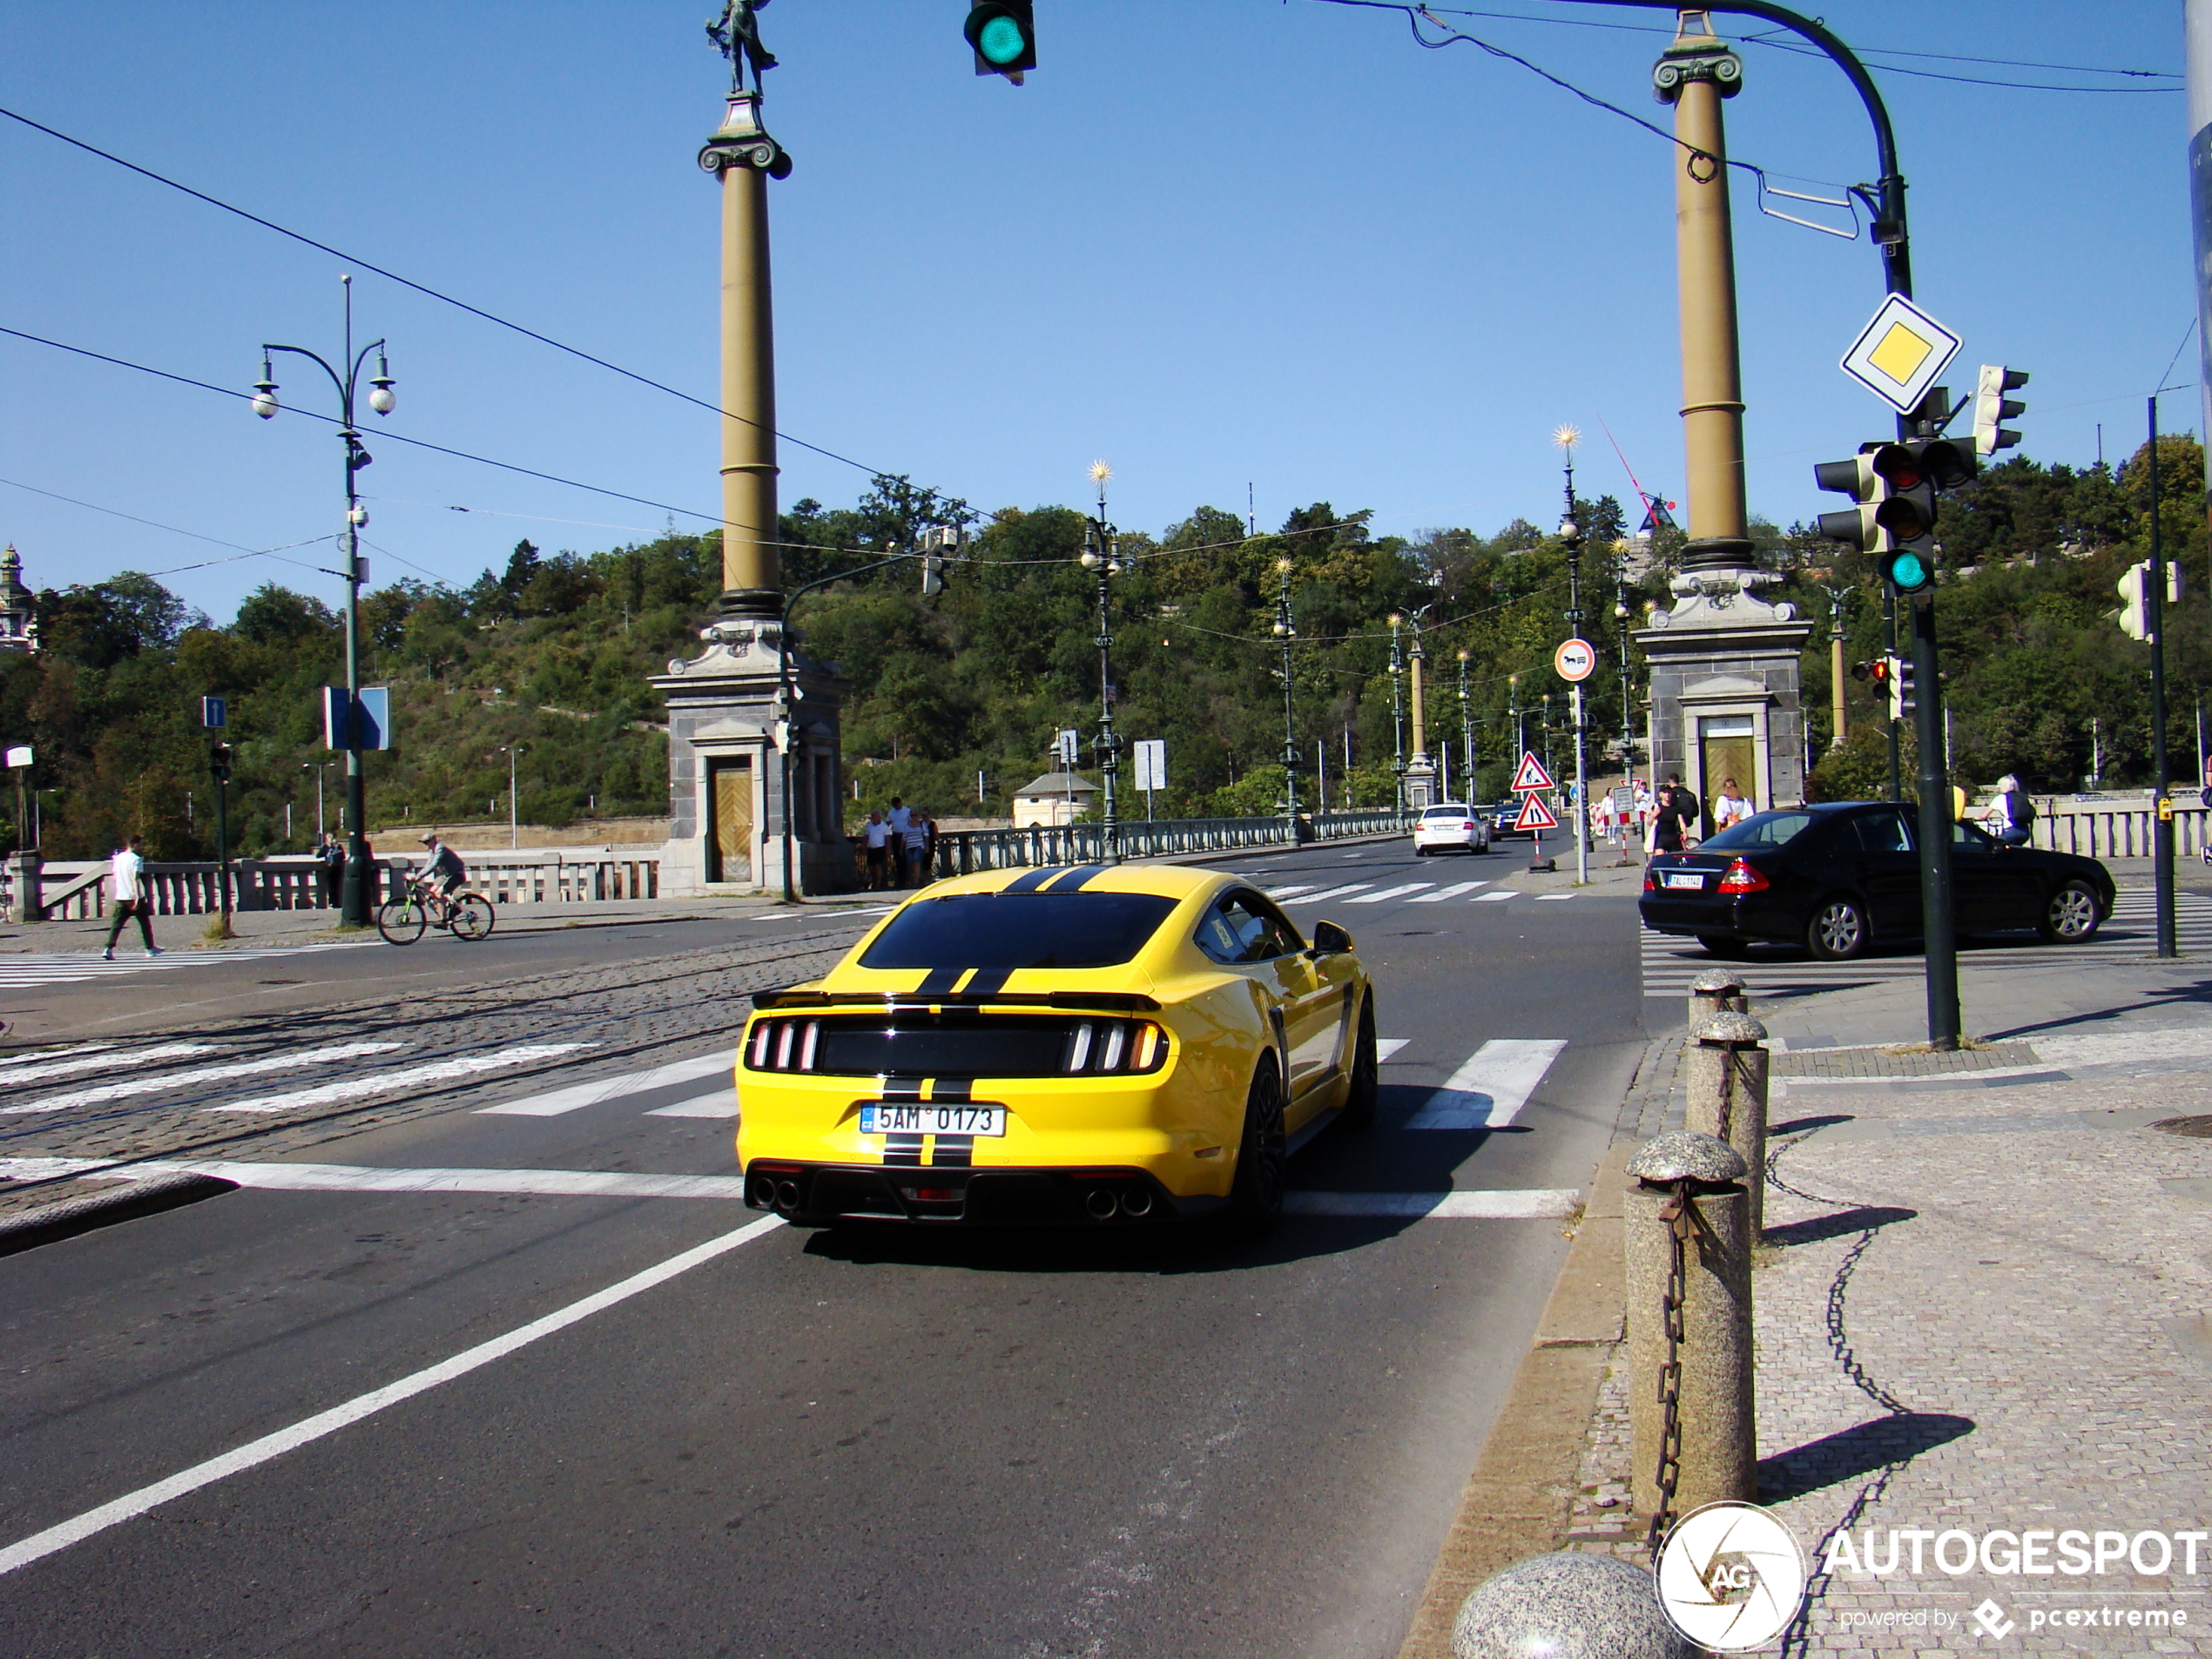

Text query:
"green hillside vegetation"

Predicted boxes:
[[2, 439, 2201, 861]]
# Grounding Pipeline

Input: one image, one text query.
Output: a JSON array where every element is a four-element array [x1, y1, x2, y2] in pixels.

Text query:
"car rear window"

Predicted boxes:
[[1700, 811, 1812, 850], [1421, 806, 1470, 819], [858, 892, 1180, 970]]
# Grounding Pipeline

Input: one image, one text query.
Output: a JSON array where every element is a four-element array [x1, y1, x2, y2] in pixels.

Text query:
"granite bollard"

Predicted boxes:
[[1451, 1549, 1693, 1659], [1683, 1010, 1770, 1237], [1685, 965, 1745, 1023]]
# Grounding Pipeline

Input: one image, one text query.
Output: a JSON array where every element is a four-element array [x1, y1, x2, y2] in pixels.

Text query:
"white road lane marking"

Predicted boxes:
[[1264, 885, 1320, 899], [1280, 884, 1374, 905], [1474, 890, 1517, 902], [1404, 1038, 1568, 1130], [1534, 894, 1575, 901], [0, 1211, 785, 1581], [6, 1043, 404, 1115], [1406, 881, 1486, 902], [1376, 1038, 1411, 1062], [1285, 1190, 1580, 1219], [475, 1050, 733, 1116], [0, 1042, 211, 1087], [1343, 883, 1433, 905], [0, 943, 379, 991], [0, 1042, 119, 1069], [1, 1156, 750, 1199], [208, 1044, 593, 1115], [644, 1092, 741, 1119]]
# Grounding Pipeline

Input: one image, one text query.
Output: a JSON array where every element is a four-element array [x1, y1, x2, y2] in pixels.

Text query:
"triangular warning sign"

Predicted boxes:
[[1514, 794, 1559, 832], [1509, 751, 1555, 793]]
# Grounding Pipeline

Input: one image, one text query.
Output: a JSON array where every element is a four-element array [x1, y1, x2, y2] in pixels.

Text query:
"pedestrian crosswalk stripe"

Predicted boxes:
[[476, 1049, 735, 1116], [1474, 890, 1516, 902], [1638, 892, 2212, 997], [644, 1091, 740, 1119], [208, 1043, 594, 1115], [1344, 883, 1433, 905], [0, 1042, 213, 1087], [1376, 1038, 1411, 1062], [1281, 883, 1374, 905], [1407, 881, 1486, 902], [0, 942, 376, 990], [1265, 885, 1320, 900], [1405, 1038, 1568, 1130], [6, 1042, 404, 1116], [1534, 894, 1575, 901]]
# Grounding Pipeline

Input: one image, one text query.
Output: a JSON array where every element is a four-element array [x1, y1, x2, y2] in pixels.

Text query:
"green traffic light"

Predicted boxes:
[[1884, 549, 1933, 593], [977, 15, 1027, 64]]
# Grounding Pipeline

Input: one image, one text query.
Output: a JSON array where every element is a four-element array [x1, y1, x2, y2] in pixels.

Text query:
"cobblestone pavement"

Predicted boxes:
[[0, 926, 857, 1221], [1566, 999, 2212, 1655]]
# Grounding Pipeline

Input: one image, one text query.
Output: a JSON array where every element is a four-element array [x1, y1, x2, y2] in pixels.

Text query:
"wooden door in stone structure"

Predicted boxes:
[[707, 758, 752, 883]]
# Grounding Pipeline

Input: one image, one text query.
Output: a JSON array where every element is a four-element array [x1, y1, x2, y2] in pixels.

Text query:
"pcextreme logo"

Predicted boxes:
[[1656, 1501, 1810, 1652]]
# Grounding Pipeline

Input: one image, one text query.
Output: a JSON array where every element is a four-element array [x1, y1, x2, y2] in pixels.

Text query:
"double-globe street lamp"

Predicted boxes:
[[1271, 558, 1302, 830], [252, 273, 395, 926], [1078, 474, 1125, 863]]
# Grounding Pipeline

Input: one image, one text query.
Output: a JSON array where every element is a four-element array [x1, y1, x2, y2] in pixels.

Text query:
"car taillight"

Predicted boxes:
[[1642, 869, 1657, 892], [746, 1018, 820, 1071], [1717, 859, 1770, 894], [1063, 1019, 1169, 1075]]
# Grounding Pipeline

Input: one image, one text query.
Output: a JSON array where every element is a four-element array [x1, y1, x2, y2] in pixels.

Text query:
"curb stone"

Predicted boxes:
[[0, 1171, 237, 1256]]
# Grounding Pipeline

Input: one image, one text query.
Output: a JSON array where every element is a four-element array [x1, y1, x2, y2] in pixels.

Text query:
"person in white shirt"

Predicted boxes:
[[103, 834, 162, 960], [1712, 779, 1751, 831], [862, 810, 890, 889]]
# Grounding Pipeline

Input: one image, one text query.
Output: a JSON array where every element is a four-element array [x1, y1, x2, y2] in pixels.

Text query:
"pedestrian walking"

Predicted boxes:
[[903, 806, 931, 887], [1650, 773, 1695, 854], [102, 833, 163, 961], [862, 810, 889, 890], [885, 797, 912, 888]]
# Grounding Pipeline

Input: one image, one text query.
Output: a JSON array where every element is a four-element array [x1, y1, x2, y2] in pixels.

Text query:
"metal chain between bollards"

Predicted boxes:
[[1648, 1177, 1692, 1555]]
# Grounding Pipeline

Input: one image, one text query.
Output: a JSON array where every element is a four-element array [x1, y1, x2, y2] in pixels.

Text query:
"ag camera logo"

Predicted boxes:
[[1656, 1501, 1810, 1651]]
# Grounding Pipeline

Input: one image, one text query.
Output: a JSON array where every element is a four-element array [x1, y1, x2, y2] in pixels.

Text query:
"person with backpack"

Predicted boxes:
[[1993, 775, 2035, 846], [1650, 774, 1696, 854]]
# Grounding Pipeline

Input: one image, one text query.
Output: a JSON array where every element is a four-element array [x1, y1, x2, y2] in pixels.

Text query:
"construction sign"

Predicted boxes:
[[1509, 752, 1555, 793], [1514, 794, 1559, 833]]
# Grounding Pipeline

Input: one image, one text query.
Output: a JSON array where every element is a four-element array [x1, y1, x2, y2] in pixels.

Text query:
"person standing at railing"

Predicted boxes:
[[315, 830, 345, 907], [101, 834, 162, 961], [861, 810, 890, 890], [903, 807, 931, 888]]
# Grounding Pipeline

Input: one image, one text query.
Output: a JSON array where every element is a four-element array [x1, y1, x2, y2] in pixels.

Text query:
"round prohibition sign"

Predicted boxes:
[[1554, 637, 1597, 683]]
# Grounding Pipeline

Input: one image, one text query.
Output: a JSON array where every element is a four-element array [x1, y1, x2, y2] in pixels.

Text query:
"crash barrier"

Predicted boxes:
[[2032, 802, 2209, 859], [1625, 1130, 1757, 1545], [1452, 1550, 1689, 1659], [927, 810, 1414, 879], [3, 848, 660, 919], [1683, 1012, 1770, 1238]]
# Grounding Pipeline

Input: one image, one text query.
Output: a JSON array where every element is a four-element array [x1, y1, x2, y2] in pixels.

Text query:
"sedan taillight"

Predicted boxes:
[[747, 1018, 820, 1071], [1642, 869, 1657, 893], [1064, 1020, 1169, 1075], [1717, 859, 1770, 894]]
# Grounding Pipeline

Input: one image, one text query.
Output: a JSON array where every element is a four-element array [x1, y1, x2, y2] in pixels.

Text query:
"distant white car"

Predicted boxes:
[[1413, 803, 1492, 855]]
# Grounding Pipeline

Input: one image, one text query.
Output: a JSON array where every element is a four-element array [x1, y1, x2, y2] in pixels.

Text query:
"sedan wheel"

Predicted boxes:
[[1807, 896, 1869, 961], [2039, 880, 2102, 943], [1226, 1056, 1287, 1233]]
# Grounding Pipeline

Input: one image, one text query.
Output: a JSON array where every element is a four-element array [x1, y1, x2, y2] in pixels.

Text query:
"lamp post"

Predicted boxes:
[[1272, 557, 1302, 832], [1510, 674, 1524, 762], [253, 273, 396, 927], [1405, 605, 1434, 810], [499, 746, 525, 848], [1557, 426, 1589, 885], [1387, 613, 1406, 813], [1456, 650, 1474, 802], [1082, 462, 1124, 862]]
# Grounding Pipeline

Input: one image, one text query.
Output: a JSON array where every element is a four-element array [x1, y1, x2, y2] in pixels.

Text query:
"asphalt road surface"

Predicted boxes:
[[0, 839, 1647, 1659]]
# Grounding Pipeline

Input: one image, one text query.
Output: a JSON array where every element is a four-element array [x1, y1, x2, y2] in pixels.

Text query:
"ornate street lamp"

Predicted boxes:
[[1387, 612, 1406, 813], [253, 273, 395, 927], [1457, 649, 1474, 801], [1272, 557, 1302, 831], [1081, 461, 1124, 861]]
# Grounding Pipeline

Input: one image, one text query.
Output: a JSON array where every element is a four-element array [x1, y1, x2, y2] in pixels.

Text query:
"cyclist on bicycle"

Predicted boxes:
[[417, 832, 467, 900]]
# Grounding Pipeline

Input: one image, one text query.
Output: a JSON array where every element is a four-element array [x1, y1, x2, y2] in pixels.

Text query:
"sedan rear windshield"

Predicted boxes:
[[1699, 811, 1813, 851], [1421, 806, 1472, 819], [858, 892, 1181, 971]]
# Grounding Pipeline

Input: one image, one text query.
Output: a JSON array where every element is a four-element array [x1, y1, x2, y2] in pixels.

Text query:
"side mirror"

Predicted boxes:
[[1311, 920, 1352, 955]]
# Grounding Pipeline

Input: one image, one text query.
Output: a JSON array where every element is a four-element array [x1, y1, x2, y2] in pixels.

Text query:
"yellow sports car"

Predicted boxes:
[[736, 863, 1378, 1228]]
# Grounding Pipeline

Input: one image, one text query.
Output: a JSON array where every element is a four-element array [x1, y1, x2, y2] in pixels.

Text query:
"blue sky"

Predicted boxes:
[[0, 2, 2191, 622]]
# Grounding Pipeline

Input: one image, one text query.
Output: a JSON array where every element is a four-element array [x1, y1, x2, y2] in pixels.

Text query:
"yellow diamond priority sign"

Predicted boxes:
[[1840, 293, 1961, 416]]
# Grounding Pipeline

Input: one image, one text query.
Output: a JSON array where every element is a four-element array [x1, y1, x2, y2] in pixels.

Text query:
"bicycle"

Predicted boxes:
[[376, 875, 496, 946]]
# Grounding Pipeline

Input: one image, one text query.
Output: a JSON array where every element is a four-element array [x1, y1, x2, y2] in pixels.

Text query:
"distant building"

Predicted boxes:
[[1011, 772, 1097, 827], [0, 545, 36, 654]]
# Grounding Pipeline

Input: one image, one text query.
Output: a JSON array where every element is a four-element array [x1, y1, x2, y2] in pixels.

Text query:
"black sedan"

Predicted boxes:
[[1638, 801, 2115, 961]]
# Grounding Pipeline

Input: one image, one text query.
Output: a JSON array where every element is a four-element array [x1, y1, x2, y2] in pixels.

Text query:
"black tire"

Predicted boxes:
[[1806, 895, 1870, 961], [449, 893, 496, 941], [375, 898, 428, 946], [1227, 1055, 1287, 1233], [1341, 995, 1379, 1130], [2038, 880, 2101, 943], [1699, 934, 1752, 959]]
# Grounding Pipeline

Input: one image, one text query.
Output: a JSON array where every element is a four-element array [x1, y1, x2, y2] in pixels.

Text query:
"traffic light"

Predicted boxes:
[[2118, 562, 2150, 640], [964, 1, 1035, 81], [1889, 654, 1915, 722], [1817, 440, 1975, 595], [1973, 365, 2028, 458], [209, 742, 235, 784], [1813, 448, 1886, 554]]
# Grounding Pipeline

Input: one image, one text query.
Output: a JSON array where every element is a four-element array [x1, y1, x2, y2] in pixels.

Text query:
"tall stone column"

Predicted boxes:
[[1635, 11, 1811, 816], [653, 52, 850, 898], [1404, 634, 1436, 809]]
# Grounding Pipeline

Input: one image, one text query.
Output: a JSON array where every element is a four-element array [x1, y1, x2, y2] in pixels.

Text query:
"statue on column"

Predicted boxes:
[[706, 0, 778, 94]]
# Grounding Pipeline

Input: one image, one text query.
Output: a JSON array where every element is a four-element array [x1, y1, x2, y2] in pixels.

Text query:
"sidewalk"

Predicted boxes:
[[1558, 951, 2212, 1653]]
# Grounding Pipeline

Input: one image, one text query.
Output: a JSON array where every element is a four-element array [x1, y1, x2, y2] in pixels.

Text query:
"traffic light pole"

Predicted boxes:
[[2148, 396, 2177, 957], [1880, 580, 1902, 802], [1906, 592, 1958, 1045]]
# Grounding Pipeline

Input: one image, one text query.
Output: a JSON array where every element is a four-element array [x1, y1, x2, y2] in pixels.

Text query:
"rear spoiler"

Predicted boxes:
[[752, 988, 1161, 1013]]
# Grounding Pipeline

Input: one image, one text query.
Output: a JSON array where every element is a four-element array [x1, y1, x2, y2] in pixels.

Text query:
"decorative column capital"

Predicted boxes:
[[700, 91, 793, 178], [1653, 37, 1743, 105]]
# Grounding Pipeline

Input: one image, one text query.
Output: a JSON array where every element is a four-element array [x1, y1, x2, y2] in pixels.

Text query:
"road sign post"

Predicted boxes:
[[1511, 751, 1558, 873]]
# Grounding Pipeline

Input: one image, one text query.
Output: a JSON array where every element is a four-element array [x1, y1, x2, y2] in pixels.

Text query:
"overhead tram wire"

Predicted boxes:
[[0, 105, 888, 477], [0, 475, 342, 579]]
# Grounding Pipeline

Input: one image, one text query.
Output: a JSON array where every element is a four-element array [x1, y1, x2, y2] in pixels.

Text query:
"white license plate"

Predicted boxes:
[[859, 1103, 1007, 1136], [1663, 872, 1705, 889]]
